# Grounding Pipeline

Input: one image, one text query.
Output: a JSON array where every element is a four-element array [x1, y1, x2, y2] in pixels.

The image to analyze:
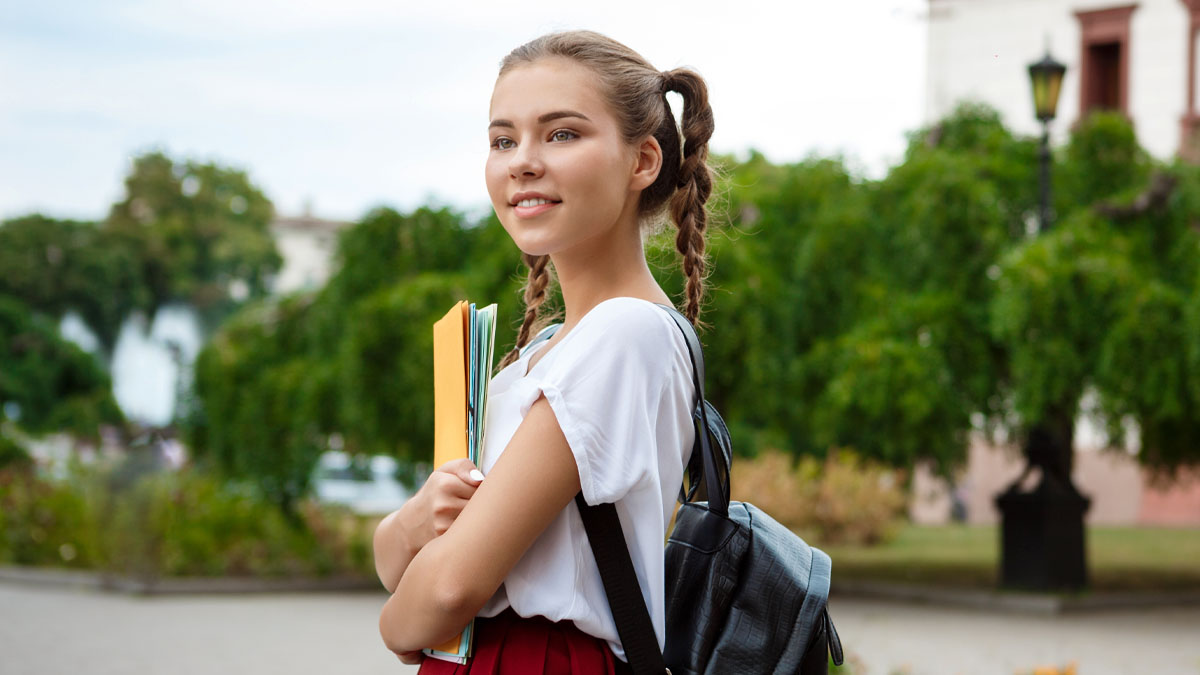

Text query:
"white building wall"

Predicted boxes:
[[269, 217, 348, 295], [1128, 0, 1190, 156], [926, 0, 1189, 158]]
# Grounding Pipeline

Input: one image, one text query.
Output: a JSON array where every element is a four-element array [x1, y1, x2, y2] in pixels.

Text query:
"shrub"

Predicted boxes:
[[0, 459, 375, 580], [730, 448, 907, 546], [0, 432, 32, 470], [0, 464, 97, 568]]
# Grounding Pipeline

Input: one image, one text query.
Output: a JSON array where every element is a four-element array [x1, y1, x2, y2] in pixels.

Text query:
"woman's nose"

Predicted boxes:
[[509, 142, 544, 178]]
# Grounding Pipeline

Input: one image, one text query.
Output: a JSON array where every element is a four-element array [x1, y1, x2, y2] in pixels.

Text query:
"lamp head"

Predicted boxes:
[[1028, 51, 1067, 122]]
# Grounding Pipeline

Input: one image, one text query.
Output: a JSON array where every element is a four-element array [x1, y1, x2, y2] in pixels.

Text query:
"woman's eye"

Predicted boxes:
[[550, 130, 577, 142], [491, 137, 515, 150]]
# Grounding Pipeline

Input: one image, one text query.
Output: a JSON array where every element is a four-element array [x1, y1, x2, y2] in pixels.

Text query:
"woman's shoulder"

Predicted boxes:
[[576, 296, 682, 353]]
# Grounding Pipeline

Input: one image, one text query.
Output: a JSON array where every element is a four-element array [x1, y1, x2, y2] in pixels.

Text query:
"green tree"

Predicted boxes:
[[104, 150, 282, 333], [186, 205, 528, 514], [0, 215, 147, 354], [694, 103, 1200, 488], [801, 104, 1037, 473], [0, 294, 124, 443], [188, 294, 328, 518], [993, 112, 1200, 477]]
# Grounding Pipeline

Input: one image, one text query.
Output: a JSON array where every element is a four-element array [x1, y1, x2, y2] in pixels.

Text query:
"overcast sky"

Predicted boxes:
[[1, 0, 928, 224]]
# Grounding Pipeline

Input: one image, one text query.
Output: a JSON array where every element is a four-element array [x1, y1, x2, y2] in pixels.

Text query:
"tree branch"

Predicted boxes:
[[1093, 172, 1177, 221]]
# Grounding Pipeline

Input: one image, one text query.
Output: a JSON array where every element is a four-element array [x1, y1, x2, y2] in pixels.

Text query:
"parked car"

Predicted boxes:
[[310, 451, 411, 515]]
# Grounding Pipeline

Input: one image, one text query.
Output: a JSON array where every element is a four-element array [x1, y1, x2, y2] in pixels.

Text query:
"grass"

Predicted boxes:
[[822, 524, 1200, 592]]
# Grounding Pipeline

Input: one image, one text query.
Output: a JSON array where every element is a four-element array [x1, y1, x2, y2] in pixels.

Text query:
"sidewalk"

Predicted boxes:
[[832, 579, 1200, 614], [4, 569, 1199, 674], [0, 582, 416, 675], [826, 594, 1200, 674]]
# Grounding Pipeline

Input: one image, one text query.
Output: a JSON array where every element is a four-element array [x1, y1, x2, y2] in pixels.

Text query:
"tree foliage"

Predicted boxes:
[[0, 149, 282, 445], [0, 294, 123, 442], [104, 150, 282, 330], [186, 206, 529, 514], [0, 215, 147, 353]]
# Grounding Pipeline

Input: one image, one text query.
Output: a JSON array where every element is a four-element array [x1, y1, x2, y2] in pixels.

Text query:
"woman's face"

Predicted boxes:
[[486, 57, 638, 258]]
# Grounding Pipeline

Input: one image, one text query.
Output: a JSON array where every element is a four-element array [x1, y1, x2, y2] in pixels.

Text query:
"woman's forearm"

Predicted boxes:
[[378, 534, 484, 654], [374, 462, 483, 593], [372, 506, 421, 593], [377, 399, 579, 654]]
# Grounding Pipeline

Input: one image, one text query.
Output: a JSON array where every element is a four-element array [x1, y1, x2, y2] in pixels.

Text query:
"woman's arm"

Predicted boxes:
[[378, 392, 582, 653], [373, 459, 483, 593], [372, 510, 419, 594]]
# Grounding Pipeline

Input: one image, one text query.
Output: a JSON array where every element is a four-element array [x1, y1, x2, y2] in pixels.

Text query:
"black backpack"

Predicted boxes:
[[526, 303, 844, 674]]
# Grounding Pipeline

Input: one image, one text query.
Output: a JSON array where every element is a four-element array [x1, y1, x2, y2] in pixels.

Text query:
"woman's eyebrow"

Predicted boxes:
[[488, 110, 591, 129]]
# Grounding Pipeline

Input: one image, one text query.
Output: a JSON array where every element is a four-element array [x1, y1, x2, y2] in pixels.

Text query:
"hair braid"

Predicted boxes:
[[662, 68, 714, 328], [497, 252, 554, 370]]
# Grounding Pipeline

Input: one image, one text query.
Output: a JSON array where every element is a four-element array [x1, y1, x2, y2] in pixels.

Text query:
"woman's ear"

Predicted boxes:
[[629, 135, 663, 192]]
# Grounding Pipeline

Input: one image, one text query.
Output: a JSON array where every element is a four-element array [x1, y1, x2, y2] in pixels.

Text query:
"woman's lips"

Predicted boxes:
[[513, 201, 559, 218]]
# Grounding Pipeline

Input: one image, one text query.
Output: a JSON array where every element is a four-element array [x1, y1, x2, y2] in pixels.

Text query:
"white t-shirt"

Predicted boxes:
[[476, 296, 697, 663]]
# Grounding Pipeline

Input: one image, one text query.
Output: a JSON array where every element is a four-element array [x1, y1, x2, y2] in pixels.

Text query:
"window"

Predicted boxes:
[[1074, 5, 1138, 118], [1086, 42, 1122, 111]]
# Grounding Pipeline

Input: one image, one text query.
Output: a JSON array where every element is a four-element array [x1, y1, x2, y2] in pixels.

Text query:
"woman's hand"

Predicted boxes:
[[409, 458, 486, 547], [373, 459, 484, 593]]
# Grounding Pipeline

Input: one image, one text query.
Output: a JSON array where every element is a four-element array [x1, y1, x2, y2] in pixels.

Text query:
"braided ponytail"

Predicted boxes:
[[661, 68, 714, 328], [496, 252, 557, 371]]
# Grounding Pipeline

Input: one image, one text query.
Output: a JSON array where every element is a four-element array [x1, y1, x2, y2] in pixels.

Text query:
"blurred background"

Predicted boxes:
[[2, 1, 1199, 674]]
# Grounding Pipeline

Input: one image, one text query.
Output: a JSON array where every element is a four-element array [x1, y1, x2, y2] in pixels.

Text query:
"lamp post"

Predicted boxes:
[[994, 49, 1090, 592], [1028, 51, 1066, 231]]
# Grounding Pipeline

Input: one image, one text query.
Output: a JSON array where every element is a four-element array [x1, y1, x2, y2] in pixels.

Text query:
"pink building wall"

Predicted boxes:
[[908, 433, 1200, 526]]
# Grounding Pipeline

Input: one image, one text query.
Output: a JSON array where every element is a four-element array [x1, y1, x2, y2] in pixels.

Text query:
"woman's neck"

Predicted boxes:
[[548, 213, 671, 331]]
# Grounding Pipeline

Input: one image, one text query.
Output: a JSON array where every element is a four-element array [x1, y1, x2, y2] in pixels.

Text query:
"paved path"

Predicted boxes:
[[827, 594, 1200, 675], [0, 584, 419, 675], [3, 582, 1199, 674]]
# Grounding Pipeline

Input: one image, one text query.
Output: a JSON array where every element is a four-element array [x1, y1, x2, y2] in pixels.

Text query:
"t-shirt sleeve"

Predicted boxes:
[[510, 298, 679, 505]]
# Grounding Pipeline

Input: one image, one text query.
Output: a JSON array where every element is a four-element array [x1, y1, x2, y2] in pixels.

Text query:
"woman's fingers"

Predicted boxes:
[[417, 459, 486, 537], [435, 458, 485, 486], [427, 469, 481, 500]]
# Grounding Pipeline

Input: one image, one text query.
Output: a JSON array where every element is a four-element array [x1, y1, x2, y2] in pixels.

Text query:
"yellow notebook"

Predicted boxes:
[[424, 299, 497, 665]]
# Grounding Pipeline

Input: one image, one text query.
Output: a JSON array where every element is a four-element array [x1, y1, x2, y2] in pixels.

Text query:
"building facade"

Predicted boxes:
[[926, 0, 1198, 160], [268, 211, 351, 295]]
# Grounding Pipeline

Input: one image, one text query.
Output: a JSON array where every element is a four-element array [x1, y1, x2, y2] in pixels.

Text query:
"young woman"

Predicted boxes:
[[374, 29, 715, 674]]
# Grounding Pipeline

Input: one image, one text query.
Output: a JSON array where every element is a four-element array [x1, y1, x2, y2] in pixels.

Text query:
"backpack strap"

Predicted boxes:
[[575, 495, 669, 674], [654, 304, 728, 515], [520, 323, 561, 357], [576, 302, 713, 675]]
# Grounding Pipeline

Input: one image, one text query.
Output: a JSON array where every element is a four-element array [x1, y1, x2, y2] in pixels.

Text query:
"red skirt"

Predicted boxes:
[[417, 609, 633, 675]]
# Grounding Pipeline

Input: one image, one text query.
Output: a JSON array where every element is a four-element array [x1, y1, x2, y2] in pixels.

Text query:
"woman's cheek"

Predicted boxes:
[[484, 162, 506, 208]]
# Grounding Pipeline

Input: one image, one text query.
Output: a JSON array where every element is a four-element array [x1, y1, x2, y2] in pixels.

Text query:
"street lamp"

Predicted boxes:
[[1028, 51, 1067, 231], [994, 50, 1089, 592]]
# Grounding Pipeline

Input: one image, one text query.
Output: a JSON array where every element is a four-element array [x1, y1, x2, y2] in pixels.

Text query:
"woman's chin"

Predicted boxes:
[[505, 232, 561, 259], [514, 244, 556, 258]]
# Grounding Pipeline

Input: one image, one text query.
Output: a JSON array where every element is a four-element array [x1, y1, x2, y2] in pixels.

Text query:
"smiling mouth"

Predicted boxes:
[[512, 198, 561, 217], [512, 197, 561, 207]]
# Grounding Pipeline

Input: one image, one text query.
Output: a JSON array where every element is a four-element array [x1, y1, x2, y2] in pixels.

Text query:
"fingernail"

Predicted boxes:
[[469, 469, 485, 482]]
